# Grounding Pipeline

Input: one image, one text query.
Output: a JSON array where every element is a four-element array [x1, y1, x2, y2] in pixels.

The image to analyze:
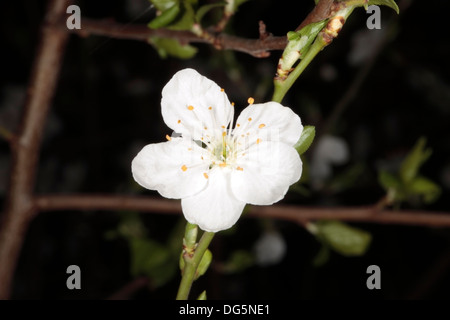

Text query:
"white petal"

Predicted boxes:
[[131, 138, 209, 199], [232, 102, 303, 146], [230, 141, 302, 205], [181, 167, 246, 232], [161, 68, 234, 140]]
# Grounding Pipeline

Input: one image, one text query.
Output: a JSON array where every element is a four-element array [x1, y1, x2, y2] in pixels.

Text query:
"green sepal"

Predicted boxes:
[[294, 126, 315, 155]]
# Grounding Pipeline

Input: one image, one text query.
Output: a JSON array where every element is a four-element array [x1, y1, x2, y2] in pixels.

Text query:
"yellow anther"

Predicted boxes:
[[231, 102, 235, 106], [187, 105, 194, 110], [203, 172, 209, 179], [237, 166, 244, 171], [259, 124, 266, 129], [222, 131, 226, 136], [221, 125, 225, 129], [247, 97, 255, 105], [237, 123, 240, 127], [219, 163, 227, 168], [204, 126, 208, 130], [208, 106, 212, 110], [256, 138, 261, 144], [165, 134, 171, 141], [181, 165, 188, 171], [221, 88, 225, 92], [248, 117, 252, 121], [177, 119, 181, 124]]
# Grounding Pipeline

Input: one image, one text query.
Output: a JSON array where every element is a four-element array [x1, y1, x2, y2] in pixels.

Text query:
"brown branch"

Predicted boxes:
[[63, 18, 288, 58], [35, 195, 450, 228], [296, 0, 335, 31], [0, 0, 71, 299]]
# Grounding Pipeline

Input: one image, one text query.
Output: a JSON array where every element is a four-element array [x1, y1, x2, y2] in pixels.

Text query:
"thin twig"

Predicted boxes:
[[64, 18, 288, 58], [0, 0, 71, 299], [35, 195, 450, 228]]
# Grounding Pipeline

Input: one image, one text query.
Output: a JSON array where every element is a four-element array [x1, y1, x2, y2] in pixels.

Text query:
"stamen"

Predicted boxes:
[[259, 124, 266, 129], [181, 165, 188, 171], [221, 88, 225, 92], [231, 102, 235, 106], [222, 131, 226, 136], [219, 163, 227, 168], [203, 173, 209, 179], [177, 119, 181, 124], [256, 138, 261, 144], [187, 105, 194, 110], [237, 124, 240, 127], [165, 134, 171, 141], [247, 97, 255, 105], [248, 117, 252, 121], [208, 106, 212, 110], [237, 166, 244, 171]]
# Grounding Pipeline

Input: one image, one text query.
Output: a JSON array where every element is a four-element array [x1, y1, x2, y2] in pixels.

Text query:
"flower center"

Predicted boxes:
[[210, 135, 237, 168]]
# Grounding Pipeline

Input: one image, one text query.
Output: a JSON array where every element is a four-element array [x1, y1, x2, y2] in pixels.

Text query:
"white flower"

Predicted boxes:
[[131, 69, 303, 232]]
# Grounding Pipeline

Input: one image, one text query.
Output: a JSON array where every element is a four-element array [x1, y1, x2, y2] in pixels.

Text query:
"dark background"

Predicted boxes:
[[1, 0, 449, 299]]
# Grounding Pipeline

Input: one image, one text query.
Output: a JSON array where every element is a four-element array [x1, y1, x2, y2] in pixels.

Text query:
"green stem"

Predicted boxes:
[[176, 229, 215, 300], [272, 34, 327, 103]]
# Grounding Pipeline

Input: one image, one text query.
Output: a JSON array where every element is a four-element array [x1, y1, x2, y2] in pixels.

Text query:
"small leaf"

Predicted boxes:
[[197, 290, 207, 300], [315, 221, 372, 256], [194, 249, 212, 280], [166, 1, 195, 31], [294, 126, 316, 155], [408, 176, 441, 204], [196, 2, 226, 24], [399, 137, 432, 183], [378, 170, 400, 191], [368, 0, 400, 14], [148, 4, 181, 29], [149, 37, 198, 59], [149, 0, 179, 11]]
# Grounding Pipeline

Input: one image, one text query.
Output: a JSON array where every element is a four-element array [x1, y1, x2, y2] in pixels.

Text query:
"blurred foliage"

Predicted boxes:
[[378, 137, 441, 206]]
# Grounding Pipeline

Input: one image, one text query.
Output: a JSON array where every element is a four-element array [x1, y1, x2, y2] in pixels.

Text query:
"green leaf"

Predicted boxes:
[[294, 126, 315, 155], [196, 2, 226, 24], [166, 1, 195, 31], [368, 0, 400, 14], [148, 3, 181, 29], [408, 176, 441, 203], [149, 37, 198, 59], [197, 290, 207, 300], [149, 0, 179, 11], [399, 137, 432, 183], [315, 221, 372, 256], [195, 249, 212, 280], [378, 170, 400, 191]]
